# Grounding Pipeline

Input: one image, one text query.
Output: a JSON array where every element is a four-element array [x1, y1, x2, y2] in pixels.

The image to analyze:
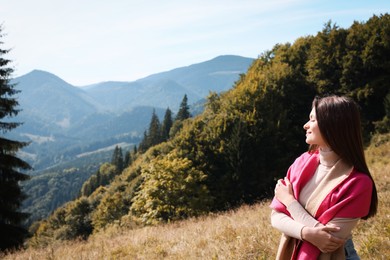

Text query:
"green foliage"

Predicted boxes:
[[139, 98, 191, 153], [111, 146, 124, 173], [131, 150, 211, 224], [80, 163, 117, 197], [22, 164, 98, 227], [63, 197, 93, 239], [307, 15, 390, 135], [177, 49, 312, 209], [161, 107, 173, 141], [374, 91, 390, 133], [29, 197, 93, 247], [306, 21, 348, 93], [138, 109, 163, 152], [175, 94, 191, 121], [91, 192, 130, 231], [123, 150, 132, 167], [168, 120, 184, 138], [0, 26, 31, 251]]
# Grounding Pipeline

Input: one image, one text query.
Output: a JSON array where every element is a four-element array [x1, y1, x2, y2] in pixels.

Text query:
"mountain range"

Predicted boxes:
[[8, 55, 253, 171]]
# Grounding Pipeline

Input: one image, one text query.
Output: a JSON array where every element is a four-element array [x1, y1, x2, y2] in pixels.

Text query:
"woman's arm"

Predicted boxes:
[[273, 178, 348, 253], [287, 200, 359, 239], [300, 218, 358, 253], [287, 200, 319, 227], [276, 178, 359, 237], [271, 209, 345, 253], [271, 209, 305, 239]]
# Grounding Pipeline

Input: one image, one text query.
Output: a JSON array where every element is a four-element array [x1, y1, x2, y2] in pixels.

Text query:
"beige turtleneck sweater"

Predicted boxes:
[[271, 149, 359, 240]]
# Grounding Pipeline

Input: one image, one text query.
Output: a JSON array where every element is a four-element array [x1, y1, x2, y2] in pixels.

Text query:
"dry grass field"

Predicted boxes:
[[3, 134, 389, 259]]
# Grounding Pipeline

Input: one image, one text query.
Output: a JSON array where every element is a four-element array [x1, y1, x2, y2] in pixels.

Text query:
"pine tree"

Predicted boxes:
[[124, 150, 132, 167], [138, 130, 149, 153], [175, 94, 191, 121], [137, 110, 162, 153], [161, 107, 173, 141], [111, 146, 123, 173], [0, 26, 31, 251], [146, 109, 162, 148]]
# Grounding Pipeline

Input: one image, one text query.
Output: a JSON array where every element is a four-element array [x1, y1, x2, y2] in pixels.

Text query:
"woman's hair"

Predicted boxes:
[[308, 95, 377, 219]]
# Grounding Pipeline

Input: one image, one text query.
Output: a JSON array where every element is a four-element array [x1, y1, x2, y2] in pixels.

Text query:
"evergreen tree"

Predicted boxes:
[[161, 107, 173, 141], [306, 21, 347, 94], [0, 26, 31, 251], [111, 146, 123, 173], [139, 110, 162, 153], [169, 95, 192, 138], [148, 109, 162, 146], [124, 150, 132, 167], [175, 94, 191, 121], [138, 130, 149, 153]]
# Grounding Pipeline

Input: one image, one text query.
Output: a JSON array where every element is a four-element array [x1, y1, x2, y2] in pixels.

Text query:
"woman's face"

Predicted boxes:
[[303, 108, 327, 148]]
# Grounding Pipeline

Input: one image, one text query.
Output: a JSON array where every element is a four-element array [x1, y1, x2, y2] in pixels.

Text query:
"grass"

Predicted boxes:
[[3, 133, 389, 259], [2, 203, 279, 259]]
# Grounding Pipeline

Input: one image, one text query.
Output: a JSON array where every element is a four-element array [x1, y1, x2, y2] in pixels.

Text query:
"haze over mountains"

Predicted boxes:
[[9, 55, 253, 171]]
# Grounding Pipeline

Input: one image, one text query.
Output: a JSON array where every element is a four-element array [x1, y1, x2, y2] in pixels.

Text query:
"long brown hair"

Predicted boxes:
[[308, 95, 377, 219]]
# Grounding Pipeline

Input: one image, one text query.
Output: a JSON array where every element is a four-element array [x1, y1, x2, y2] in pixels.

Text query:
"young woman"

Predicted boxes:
[[270, 95, 378, 259]]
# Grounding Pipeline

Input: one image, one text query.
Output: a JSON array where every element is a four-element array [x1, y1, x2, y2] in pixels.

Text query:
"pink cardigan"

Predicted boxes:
[[270, 151, 373, 259]]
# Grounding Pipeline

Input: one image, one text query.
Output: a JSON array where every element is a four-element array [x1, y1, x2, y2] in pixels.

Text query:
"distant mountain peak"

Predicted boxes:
[[24, 69, 63, 79], [16, 70, 75, 89]]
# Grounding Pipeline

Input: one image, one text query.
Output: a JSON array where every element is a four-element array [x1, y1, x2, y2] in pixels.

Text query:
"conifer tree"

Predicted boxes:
[[124, 150, 132, 167], [138, 130, 149, 153], [169, 95, 192, 138], [161, 107, 173, 141], [111, 146, 124, 173], [138, 110, 162, 153], [0, 26, 31, 250], [175, 94, 191, 121], [148, 109, 162, 146]]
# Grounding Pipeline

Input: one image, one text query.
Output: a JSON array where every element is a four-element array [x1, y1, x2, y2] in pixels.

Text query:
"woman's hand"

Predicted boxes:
[[301, 225, 345, 253], [274, 178, 296, 207]]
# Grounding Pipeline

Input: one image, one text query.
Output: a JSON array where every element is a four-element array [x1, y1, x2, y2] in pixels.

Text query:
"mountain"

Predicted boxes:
[[12, 70, 100, 135], [9, 55, 253, 171], [82, 80, 198, 112], [83, 55, 253, 111], [136, 55, 252, 96]]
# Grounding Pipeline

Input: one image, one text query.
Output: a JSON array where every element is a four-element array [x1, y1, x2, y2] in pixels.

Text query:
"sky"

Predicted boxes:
[[1, 0, 389, 86]]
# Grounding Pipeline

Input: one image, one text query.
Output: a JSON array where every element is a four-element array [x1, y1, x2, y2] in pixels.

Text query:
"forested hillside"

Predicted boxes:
[[4, 132, 389, 259], [29, 14, 389, 247]]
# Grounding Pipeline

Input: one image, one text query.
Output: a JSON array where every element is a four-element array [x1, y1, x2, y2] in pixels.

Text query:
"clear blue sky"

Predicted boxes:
[[1, 0, 389, 86]]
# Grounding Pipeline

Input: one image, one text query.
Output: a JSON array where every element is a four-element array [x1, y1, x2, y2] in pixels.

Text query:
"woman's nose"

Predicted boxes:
[[303, 122, 309, 130]]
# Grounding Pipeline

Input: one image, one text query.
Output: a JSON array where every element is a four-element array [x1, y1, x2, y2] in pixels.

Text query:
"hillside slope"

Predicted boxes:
[[3, 133, 389, 259]]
